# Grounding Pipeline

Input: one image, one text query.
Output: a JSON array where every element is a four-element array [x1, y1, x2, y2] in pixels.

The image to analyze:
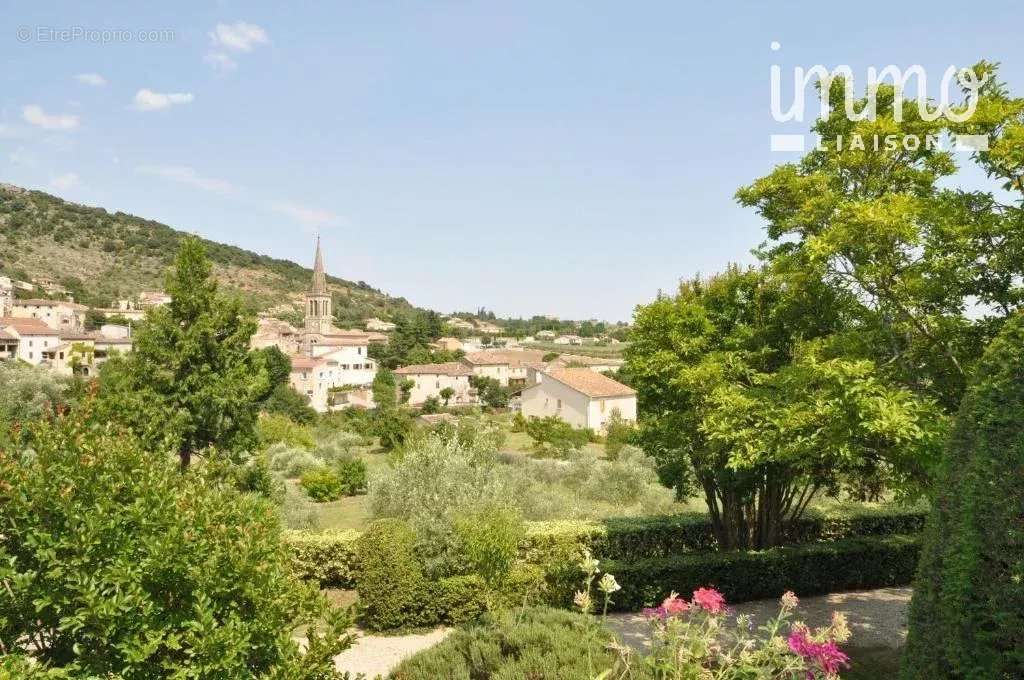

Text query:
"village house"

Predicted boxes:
[[520, 368, 636, 432], [431, 336, 463, 352], [535, 330, 556, 340], [394, 362, 475, 406], [138, 291, 172, 308], [365, 317, 397, 332], [42, 331, 134, 378], [552, 334, 583, 345], [548, 353, 624, 374], [10, 299, 88, 332], [460, 348, 548, 387], [0, 317, 61, 365]]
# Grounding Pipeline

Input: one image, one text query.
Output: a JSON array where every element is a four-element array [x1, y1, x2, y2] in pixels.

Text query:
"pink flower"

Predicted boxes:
[[642, 606, 667, 620], [692, 587, 726, 614], [661, 591, 690, 616], [788, 627, 849, 677]]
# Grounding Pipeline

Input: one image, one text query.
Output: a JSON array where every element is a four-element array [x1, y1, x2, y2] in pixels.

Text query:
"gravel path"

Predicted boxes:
[[606, 587, 912, 651], [332, 626, 451, 678]]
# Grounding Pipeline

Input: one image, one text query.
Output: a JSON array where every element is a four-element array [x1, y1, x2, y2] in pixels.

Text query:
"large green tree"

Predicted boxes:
[[626, 266, 945, 549], [902, 312, 1024, 678], [97, 238, 272, 467]]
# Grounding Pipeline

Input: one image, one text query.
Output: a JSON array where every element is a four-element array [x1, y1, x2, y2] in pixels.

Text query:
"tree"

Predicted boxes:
[[83, 308, 108, 330], [439, 386, 455, 406], [524, 415, 589, 458], [626, 266, 945, 549], [902, 313, 1024, 679], [372, 367, 398, 410], [0, 363, 71, 448], [0, 407, 353, 677], [469, 375, 509, 409], [421, 395, 442, 414], [398, 378, 415, 404], [96, 238, 272, 467], [263, 383, 317, 424]]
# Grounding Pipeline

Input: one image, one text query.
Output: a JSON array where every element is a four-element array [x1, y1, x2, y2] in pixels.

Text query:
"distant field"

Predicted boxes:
[[521, 341, 627, 358]]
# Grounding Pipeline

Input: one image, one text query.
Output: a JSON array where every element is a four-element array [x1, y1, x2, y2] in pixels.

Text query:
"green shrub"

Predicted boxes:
[[599, 534, 921, 612], [903, 314, 1024, 679], [524, 416, 590, 457], [454, 505, 525, 592], [280, 483, 321, 530], [356, 519, 429, 631], [314, 430, 365, 463], [510, 411, 527, 432], [257, 411, 316, 448], [267, 441, 320, 478], [285, 529, 360, 586], [603, 409, 635, 458], [300, 466, 346, 501], [390, 606, 615, 680], [0, 412, 352, 678], [336, 456, 368, 495]]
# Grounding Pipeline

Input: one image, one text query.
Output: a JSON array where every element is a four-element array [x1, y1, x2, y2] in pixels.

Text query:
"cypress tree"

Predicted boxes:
[[902, 314, 1024, 678]]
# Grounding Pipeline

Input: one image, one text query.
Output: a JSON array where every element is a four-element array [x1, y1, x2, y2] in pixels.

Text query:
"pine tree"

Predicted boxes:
[[97, 237, 272, 467], [902, 313, 1024, 678]]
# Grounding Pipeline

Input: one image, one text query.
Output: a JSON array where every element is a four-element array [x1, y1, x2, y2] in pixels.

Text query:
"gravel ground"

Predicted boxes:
[[606, 587, 912, 651], [332, 626, 451, 679]]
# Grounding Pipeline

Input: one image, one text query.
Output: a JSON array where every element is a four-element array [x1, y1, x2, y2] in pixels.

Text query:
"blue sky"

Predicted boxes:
[[2, 1, 1021, 321]]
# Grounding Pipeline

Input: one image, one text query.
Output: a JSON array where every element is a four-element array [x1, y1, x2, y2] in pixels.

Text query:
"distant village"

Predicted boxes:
[[0, 238, 636, 433]]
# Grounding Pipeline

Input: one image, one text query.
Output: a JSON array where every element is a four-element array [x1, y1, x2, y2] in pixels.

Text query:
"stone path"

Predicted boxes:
[[606, 587, 912, 651], [330, 587, 911, 678]]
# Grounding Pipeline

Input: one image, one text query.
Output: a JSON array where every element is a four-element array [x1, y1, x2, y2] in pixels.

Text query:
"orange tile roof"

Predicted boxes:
[[394, 362, 473, 377], [543, 368, 636, 398], [0, 317, 58, 336], [461, 349, 548, 366], [289, 354, 322, 370]]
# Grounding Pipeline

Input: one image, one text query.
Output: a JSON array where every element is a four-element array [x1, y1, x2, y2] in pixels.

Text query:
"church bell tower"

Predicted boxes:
[[305, 236, 333, 336]]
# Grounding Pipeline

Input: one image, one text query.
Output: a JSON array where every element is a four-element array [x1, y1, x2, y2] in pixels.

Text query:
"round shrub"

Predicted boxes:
[[903, 313, 1024, 679], [300, 466, 346, 501], [336, 456, 368, 494], [315, 430, 365, 464], [0, 412, 352, 678], [267, 441, 320, 478]]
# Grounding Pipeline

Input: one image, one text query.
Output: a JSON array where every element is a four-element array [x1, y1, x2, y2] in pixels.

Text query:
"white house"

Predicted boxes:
[[553, 334, 583, 346], [0, 317, 61, 365], [535, 330, 556, 340], [10, 299, 87, 331], [460, 349, 548, 387], [520, 368, 636, 433], [394, 362, 475, 406], [366, 317, 397, 332]]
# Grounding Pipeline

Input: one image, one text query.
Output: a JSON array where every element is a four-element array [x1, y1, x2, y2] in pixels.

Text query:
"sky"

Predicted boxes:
[[2, 1, 1022, 322]]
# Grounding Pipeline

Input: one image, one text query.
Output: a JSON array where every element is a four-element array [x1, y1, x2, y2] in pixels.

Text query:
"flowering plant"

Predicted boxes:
[[608, 589, 851, 679]]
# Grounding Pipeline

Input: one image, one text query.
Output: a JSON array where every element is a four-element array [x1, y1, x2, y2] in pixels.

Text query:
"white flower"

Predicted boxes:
[[573, 590, 593, 613], [598, 573, 621, 594]]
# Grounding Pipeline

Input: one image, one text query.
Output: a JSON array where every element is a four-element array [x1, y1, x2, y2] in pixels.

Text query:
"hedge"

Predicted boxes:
[[598, 534, 922, 612], [284, 505, 927, 589]]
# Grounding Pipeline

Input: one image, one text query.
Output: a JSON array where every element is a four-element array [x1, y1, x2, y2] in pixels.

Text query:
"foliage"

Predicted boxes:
[[420, 395, 442, 414], [603, 409, 636, 459], [469, 375, 510, 409], [453, 504, 525, 593], [373, 407, 413, 450], [300, 458, 366, 501], [0, 362, 70, 447], [627, 265, 946, 548], [258, 412, 316, 449], [95, 238, 273, 467], [606, 589, 851, 679], [902, 312, 1024, 678], [262, 383, 318, 425], [279, 483, 320, 530], [335, 456, 368, 495], [524, 415, 590, 458], [267, 441, 321, 478], [284, 529, 361, 586], [0, 408, 354, 678], [439, 386, 455, 405], [390, 606, 615, 680], [314, 430, 366, 463]]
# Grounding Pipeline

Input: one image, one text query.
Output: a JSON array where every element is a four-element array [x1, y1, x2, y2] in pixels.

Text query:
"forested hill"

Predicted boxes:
[[0, 183, 421, 323]]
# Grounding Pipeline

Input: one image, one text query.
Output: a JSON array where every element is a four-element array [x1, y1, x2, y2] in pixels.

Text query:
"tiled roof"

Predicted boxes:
[[14, 299, 89, 310], [289, 354, 322, 370], [543, 368, 636, 399], [461, 349, 548, 366], [0, 329, 16, 341], [394, 362, 473, 377], [316, 336, 369, 347], [0, 317, 57, 335]]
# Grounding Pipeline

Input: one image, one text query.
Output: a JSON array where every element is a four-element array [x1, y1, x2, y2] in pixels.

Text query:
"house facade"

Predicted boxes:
[[0, 317, 61, 365], [460, 349, 548, 387], [394, 362, 475, 406], [11, 299, 87, 331], [520, 368, 636, 432]]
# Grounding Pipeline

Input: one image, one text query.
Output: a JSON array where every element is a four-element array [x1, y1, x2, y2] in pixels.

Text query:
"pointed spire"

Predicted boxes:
[[311, 235, 327, 295]]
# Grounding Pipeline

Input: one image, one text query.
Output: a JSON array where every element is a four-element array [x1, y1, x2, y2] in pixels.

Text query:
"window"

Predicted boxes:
[[599, 400, 606, 413], [556, 399, 562, 410], [436, 381, 440, 389]]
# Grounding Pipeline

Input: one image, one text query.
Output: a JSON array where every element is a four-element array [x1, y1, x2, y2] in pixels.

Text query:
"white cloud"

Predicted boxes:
[[269, 200, 341, 228], [133, 89, 194, 112], [22, 105, 79, 130], [75, 73, 107, 86], [137, 165, 237, 195], [204, 52, 237, 71], [50, 173, 80, 191], [209, 22, 269, 52]]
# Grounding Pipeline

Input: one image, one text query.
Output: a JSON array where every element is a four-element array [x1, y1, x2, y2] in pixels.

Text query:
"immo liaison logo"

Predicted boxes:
[[768, 42, 990, 153]]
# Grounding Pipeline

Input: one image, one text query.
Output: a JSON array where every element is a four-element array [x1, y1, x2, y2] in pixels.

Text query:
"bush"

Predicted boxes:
[[267, 441, 321, 478], [0, 411, 352, 678], [453, 505, 525, 593], [356, 519, 428, 630], [903, 314, 1024, 679], [599, 534, 921, 612], [314, 430, 366, 463], [300, 466, 346, 501], [280, 483, 321, 530], [257, 412, 316, 448], [285, 529, 360, 586], [336, 456, 368, 495], [390, 606, 615, 680], [603, 409, 635, 458], [525, 416, 590, 457]]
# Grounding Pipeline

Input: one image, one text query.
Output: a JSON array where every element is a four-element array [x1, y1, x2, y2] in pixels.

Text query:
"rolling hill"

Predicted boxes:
[[0, 183, 420, 324]]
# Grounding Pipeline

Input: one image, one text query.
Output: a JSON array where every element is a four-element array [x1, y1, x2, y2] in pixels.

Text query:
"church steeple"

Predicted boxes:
[[311, 235, 327, 295], [304, 236, 333, 338]]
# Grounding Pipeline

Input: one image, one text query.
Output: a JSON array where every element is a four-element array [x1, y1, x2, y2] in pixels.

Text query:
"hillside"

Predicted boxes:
[[0, 184, 420, 323]]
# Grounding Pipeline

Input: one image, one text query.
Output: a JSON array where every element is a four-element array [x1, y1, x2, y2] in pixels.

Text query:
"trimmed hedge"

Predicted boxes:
[[599, 534, 922, 612], [284, 505, 927, 589]]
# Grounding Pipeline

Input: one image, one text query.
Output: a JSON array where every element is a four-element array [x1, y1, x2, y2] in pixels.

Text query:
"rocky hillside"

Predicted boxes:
[[0, 184, 420, 323]]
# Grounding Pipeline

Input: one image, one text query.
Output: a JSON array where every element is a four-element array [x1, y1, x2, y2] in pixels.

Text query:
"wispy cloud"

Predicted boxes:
[[137, 165, 237, 195], [206, 21, 268, 71], [22, 105, 79, 130], [50, 173, 80, 191], [132, 89, 194, 112], [269, 200, 342, 228], [75, 73, 107, 86]]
